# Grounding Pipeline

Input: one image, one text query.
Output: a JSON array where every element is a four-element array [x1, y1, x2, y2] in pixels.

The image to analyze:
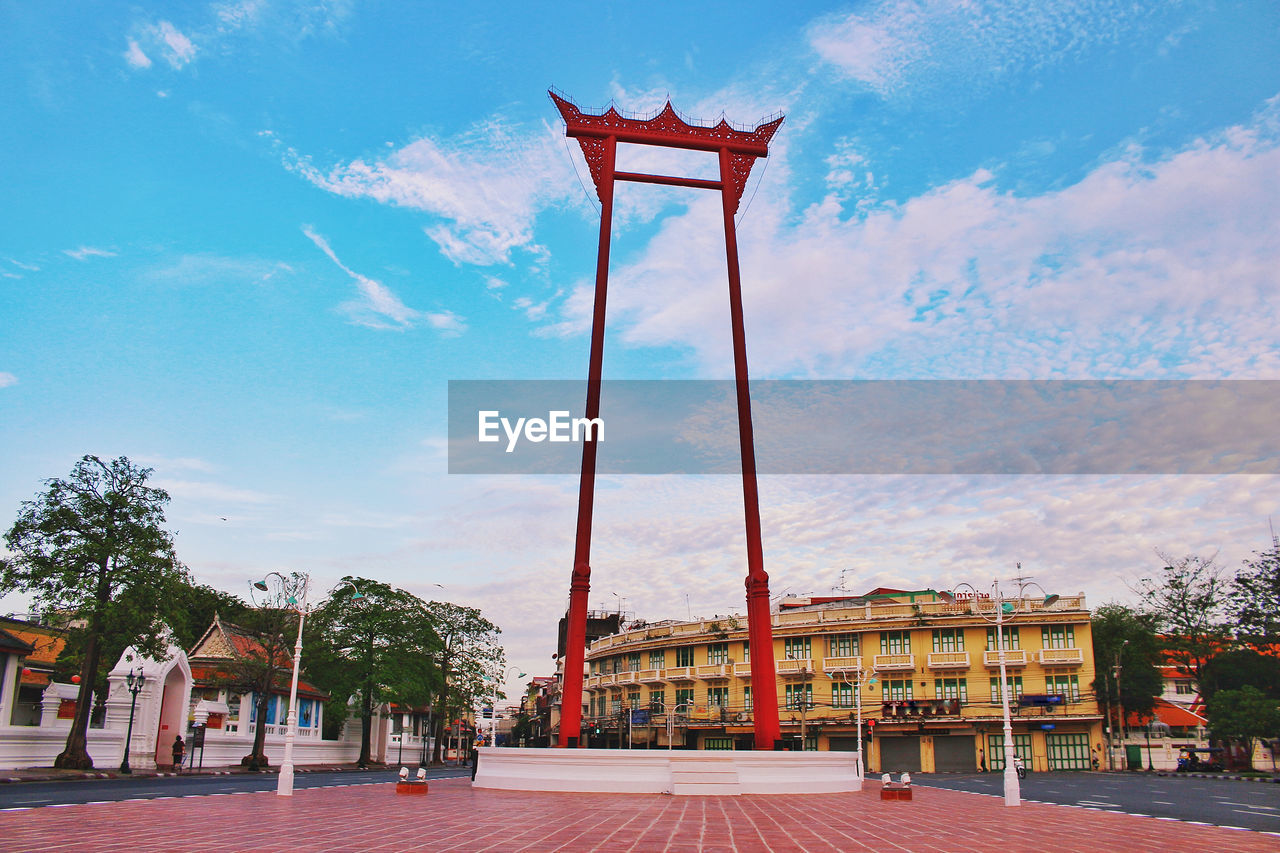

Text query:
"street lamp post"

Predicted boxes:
[[119, 668, 145, 774], [251, 573, 364, 797], [482, 668, 526, 748], [844, 666, 877, 780], [947, 571, 1059, 808], [1113, 638, 1129, 771]]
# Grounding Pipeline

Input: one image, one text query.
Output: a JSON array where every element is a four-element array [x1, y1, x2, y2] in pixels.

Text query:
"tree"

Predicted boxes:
[[305, 578, 441, 768], [1090, 603, 1163, 746], [1205, 686, 1280, 771], [426, 601, 504, 765], [1199, 649, 1280, 702], [1, 456, 191, 769], [1229, 546, 1280, 653], [1137, 552, 1231, 683]]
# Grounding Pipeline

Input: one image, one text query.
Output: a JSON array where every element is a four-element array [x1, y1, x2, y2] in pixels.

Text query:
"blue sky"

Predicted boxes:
[[3, 1, 1279, 687]]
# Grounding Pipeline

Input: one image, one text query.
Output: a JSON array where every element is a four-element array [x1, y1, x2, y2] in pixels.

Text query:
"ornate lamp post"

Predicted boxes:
[[251, 573, 364, 796], [945, 570, 1059, 807], [844, 666, 877, 780], [119, 667, 145, 774], [481, 668, 526, 748]]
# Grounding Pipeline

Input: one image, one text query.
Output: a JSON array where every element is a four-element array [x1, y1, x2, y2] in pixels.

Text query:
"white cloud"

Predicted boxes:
[[551, 101, 1280, 380], [153, 21, 197, 69], [5, 258, 39, 272], [143, 253, 292, 286], [303, 225, 464, 333], [134, 455, 216, 473], [155, 478, 274, 505], [809, 0, 1175, 98], [124, 40, 152, 69], [63, 246, 117, 261], [283, 120, 578, 266], [0, 372, 17, 388]]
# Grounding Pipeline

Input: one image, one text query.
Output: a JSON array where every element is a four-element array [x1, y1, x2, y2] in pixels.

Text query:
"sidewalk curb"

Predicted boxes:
[[0, 763, 384, 784], [1154, 771, 1279, 783]]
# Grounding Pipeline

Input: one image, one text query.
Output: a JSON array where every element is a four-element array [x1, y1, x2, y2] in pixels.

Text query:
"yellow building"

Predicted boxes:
[[581, 588, 1104, 772]]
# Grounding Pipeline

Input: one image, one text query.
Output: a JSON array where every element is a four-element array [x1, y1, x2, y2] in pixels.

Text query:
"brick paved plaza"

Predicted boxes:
[[1, 777, 1275, 852]]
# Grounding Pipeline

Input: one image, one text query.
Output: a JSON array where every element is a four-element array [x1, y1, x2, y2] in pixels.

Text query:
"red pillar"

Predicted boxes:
[[558, 135, 617, 748], [719, 147, 780, 750]]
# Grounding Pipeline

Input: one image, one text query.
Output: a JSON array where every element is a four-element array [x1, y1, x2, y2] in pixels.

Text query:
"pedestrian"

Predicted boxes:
[[978, 747, 987, 772], [171, 734, 185, 773], [469, 743, 479, 781], [1092, 745, 1101, 771]]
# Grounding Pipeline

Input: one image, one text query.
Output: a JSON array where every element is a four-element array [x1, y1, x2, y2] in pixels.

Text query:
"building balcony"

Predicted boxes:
[[695, 664, 731, 680], [666, 666, 696, 681], [881, 698, 963, 719], [872, 653, 915, 672], [733, 663, 753, 678], [615, 671, 638, 685], [926, 651, 971, 670], [776, 658, 814, 677], [983, 649, 1029, 667], [821, 656, 864, 674], [1038, 648, 1085, 666], [585, 675, 603, 690], [637, 669, 665, 684]]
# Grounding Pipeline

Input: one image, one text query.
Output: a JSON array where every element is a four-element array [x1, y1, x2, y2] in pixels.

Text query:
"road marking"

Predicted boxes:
[[1224, 801, 1274, 808], [1152, 800, 1174, 805], [1233, 810, 1280, 819]]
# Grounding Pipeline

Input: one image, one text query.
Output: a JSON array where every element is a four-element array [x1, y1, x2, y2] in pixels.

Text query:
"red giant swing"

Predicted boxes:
[[549, 90, 785, 751]]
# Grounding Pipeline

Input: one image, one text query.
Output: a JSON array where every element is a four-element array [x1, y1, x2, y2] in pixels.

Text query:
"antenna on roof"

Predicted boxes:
[[1270, 516, 1278, 549]]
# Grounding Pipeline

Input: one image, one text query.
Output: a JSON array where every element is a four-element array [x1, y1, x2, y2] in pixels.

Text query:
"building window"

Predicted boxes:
[[627, 690, 641, 709], [708, 686, 729, 707], [649, 650, 665, 670], [832, 682, 854, 708], [883, 679, 913, 701], [1174, 681, 1194, 696], [1046, 674, 1079, 701], [742, 642, 750, 662], [649, 689, 665, 711], [987, 626, 1020, 650], [1041, 625, 1076, 649], [934, 678, 968, 702], [932, 628, 965, 652], [828, 633, 858, 657], [704, 737, 734, 750], [880, 631, 910, 655], [674, 688, 695, 709], [785, 683, 813, 710], [675, 646, 695, 667], [707, 643, 729, 665], [744, 685, 753, 712], [608, 657, 619, 674], [990, 675, 1024, 702], [628, 653, 642, 672], [610, 696, 621, 714], [784, 637, 811, 660]]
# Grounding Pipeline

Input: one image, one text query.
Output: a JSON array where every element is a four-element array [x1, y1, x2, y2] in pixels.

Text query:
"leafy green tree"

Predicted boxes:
[[1205, 686, 1280, 770], [1199, 649, 1280, 701], [168, 582, 251, 651], [1090, 603, 1162, 740], [1229, 546, 1280, 652], [305, 578, 441, 768], [1, 456, 191, 769], [427, 601, 504, 765], [1137, 552, 1231, 682]]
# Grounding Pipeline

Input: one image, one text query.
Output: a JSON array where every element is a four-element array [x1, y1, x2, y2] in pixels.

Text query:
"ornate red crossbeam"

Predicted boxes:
[[551, 90, 784, 751]]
